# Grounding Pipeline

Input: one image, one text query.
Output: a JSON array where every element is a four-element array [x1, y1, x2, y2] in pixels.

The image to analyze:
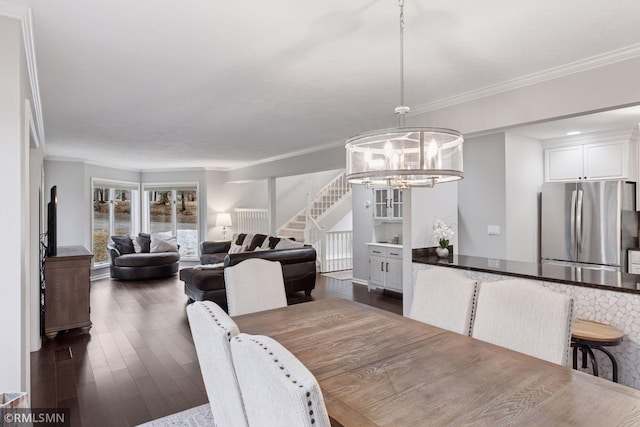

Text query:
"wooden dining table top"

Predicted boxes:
[[234, 297, 640, 426]]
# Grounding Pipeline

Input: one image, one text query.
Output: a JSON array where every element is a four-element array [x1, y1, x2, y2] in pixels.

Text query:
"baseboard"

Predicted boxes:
[[351, 278, 368, 286], [91, 271, 111, 281]]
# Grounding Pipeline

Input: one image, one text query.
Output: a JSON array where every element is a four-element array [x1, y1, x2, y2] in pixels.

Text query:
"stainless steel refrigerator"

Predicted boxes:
[[540, 180, 638, 271]]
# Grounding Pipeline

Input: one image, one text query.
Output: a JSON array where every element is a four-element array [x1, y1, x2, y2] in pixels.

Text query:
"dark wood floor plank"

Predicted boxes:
[[31, 272, 401, 425], [92, 365, 130, 427], [75, 380, 109, 427], [133, 375, 174, 420], [122, 352, 150, 379]]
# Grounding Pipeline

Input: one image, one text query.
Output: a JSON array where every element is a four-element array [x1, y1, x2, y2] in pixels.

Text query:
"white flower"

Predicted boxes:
[[433, 219, 455, 241]]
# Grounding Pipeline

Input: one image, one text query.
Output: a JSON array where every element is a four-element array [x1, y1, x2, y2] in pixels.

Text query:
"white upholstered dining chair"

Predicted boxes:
[[224, 258, 288, 316], [230, 333, 331, 427], [409, 267, 479, 335], [472, 279, 574, 365], [186, 301, 248, 427]]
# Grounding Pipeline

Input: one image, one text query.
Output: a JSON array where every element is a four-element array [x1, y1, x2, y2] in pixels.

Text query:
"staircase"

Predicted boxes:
[[278, 172, 351, 243], [278, 213, 306, 242], [278, 172, 353, 272]]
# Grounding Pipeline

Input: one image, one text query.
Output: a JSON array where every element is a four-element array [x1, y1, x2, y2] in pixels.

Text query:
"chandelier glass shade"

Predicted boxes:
[[346, 127, 463, 188], [345, 0, 464, 188]]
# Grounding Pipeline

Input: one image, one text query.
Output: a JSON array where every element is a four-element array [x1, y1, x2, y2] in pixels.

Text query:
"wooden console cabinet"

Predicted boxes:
[[44, 245, 93, 339]]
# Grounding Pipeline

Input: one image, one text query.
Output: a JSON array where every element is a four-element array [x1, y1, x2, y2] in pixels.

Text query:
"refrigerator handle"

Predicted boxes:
[[570, 190, 577, 259], [576, 189, 584, 254]]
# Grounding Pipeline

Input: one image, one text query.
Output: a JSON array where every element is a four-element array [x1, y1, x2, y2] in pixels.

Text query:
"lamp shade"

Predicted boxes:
[[346, 127, 464, 188], [215, 212, 232, 227]]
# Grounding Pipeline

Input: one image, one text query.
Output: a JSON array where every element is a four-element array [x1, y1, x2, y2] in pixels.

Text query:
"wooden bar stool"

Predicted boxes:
[[571, 319, 623, 383]]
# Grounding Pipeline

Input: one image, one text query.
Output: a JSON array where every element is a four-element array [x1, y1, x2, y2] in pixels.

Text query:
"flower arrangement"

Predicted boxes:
[[433, 219, 454, 249]]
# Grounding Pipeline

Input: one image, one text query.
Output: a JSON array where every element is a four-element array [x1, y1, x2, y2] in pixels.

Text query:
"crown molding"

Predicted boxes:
[[542, 127, 635, 148], [0, 1, 45, 150], [411, 43, 640, 116], [225, 140, 346, 172]]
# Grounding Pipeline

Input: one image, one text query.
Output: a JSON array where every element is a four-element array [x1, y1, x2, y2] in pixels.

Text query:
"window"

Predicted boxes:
[[143, 184, 198, 259], [92, 179, 140, 266]]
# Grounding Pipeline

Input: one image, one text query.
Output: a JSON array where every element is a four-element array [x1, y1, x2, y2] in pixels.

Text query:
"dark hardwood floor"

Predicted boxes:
[[31, 272, 402, 426]]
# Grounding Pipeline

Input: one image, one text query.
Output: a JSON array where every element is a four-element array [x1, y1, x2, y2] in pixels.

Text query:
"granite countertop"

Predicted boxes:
[[412, 248, 640, 295]]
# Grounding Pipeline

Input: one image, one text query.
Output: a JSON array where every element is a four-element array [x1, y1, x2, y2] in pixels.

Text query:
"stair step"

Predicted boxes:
[[288, 221, 305, 229], [280, 228, 304, 236]]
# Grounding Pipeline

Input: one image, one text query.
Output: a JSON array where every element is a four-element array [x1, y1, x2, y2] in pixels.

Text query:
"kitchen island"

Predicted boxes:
[[412, 248, 640, 389]]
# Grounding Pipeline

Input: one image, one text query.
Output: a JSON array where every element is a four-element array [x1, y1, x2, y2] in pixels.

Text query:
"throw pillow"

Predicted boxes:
[[150, 233, 178, 253], [111, 235, 135, 254], [229, 233, 252, 253], [268, 236, 281, 249], [132, 235, 142, 253], [275, 238, 304, 250], [138, 233, 151, 253], [260, 236, 272, 250], [247, 234, 268, 251]]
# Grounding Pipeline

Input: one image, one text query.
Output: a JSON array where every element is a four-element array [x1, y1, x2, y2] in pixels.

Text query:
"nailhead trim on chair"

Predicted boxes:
[[202, 304, 233, 340], [233, 335, 317, 424], [565, 299, 574, 367], [468, 284, 479, 337]]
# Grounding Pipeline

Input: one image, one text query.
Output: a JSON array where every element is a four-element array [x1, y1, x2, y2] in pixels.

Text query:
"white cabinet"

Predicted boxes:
[[367, 244, 403, 293], [545, 140, 629, 182], [373, 188, 403, 220], [584, 141, 627, 180]]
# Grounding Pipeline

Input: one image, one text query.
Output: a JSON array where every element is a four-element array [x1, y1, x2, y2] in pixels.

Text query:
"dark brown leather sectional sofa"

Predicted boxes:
[[181, 239, 317, 311]]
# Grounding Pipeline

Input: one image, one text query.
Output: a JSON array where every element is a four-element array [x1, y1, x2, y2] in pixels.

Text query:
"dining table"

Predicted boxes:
[[233, 297, 640, 426]]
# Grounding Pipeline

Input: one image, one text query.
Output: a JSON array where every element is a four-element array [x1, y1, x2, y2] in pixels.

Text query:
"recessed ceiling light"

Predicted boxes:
[[566, 131, 581, 136]]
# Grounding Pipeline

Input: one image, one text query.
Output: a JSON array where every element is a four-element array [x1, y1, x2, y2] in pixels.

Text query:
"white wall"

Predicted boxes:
[[402, 184, 459, 315], [505, 133, 543, 262], [29, 147, 43, 354], [205, 170, 267, 240], [408, 58, 640, 138], [44, 160, 89, 247], [457, 134, 507, 259], [226, 145, 344, 183], [410, 184, 459, 249], [329, 211, 352, 232], [0, 14, 38, 392], [351, 185, 374, 283]]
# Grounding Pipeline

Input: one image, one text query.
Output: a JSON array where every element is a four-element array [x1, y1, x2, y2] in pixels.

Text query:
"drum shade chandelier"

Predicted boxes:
[[345, 0, 464, 188]]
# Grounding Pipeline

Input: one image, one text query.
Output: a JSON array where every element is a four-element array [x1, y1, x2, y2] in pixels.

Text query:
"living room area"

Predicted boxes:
[[4, 1, 640, 425]]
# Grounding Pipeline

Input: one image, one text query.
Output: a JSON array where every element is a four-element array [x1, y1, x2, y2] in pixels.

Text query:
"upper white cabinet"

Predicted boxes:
[[545, 139, 630, 182], [373, 187, 403, 220]]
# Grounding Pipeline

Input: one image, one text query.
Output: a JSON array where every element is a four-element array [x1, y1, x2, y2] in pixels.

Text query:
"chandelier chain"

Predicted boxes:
[[398, 0, 407, 127]]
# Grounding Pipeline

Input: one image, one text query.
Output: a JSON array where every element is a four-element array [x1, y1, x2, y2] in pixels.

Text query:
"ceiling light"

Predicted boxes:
[[345, 0, 463, 188], [566, 131, 581, 136]]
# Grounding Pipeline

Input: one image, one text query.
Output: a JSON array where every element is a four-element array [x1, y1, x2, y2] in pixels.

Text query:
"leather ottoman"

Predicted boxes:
[[180, 267, 227, 310]]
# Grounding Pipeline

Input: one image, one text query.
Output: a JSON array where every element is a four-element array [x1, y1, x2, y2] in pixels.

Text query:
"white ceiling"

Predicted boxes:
[[19, 0, 640, 170]]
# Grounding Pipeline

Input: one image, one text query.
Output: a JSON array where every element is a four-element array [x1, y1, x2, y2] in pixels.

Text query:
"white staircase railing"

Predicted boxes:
[[321, 231, 353, 272], [302, 172, 352, 272], [306, 216, 353, 273], [306, 172, 350, 223]]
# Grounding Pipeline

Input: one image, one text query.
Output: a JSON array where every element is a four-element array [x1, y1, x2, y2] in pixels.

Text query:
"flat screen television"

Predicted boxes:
[[47, 185, 57, 257]]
